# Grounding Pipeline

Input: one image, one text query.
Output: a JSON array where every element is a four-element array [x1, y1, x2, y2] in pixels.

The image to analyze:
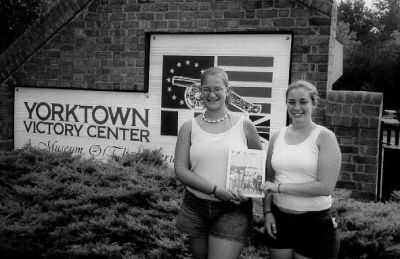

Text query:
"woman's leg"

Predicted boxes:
[[189, 236, 208, 259], [208, 235, 245, 259], [269, 248, 294, 259]]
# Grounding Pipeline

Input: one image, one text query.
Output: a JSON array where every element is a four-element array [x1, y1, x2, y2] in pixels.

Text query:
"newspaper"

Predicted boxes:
[[226, 148, 266, 198]]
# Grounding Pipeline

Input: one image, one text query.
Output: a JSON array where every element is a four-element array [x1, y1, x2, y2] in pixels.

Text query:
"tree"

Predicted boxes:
[[336, 21, 360, 62], [373, 0, 400, 40], [334, 0, 400, 110], [338, 0, 376, 43], [0, 0, 56, 54]]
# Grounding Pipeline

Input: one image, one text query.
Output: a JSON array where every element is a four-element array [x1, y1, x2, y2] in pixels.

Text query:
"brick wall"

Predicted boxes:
[[0, 0, 92, 81], [0, 85, 14, 150], [0, 0, 384, 201], [325, 90, 383, 200], [0, 0, 93, 150], [327, 0, 338, 90], [0, 0, 336, 149]]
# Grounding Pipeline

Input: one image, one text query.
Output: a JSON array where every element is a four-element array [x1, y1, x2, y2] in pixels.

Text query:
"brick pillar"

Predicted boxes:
[[0, 85, 14, 151], [325, 90, 383, 200]]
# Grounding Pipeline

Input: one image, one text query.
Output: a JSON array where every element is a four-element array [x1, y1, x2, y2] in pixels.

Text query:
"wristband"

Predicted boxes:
[[263, 210, 272, 216], [278, 183, 282, 193]]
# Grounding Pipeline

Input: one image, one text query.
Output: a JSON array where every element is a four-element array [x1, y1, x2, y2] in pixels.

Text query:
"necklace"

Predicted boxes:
[[202, 110, 229, 123]]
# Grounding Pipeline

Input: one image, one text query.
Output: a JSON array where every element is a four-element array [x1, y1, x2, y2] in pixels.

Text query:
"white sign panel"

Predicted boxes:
[[149, 34, 291, 150], [14, 87, 178, 162], [14, 34, 291, 162]]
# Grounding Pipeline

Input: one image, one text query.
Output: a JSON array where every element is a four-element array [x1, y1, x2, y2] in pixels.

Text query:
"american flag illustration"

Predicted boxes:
[[249, 115, 270, 143], [160, 55, 273, 141]]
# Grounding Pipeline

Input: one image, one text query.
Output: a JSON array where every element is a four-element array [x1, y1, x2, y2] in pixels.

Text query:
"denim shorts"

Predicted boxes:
[[263, 203, 340, 259], [176, 190, 253, 243]]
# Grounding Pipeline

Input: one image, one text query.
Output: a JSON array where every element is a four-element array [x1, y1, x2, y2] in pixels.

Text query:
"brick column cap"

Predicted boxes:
[[294, 0, 334, 17]]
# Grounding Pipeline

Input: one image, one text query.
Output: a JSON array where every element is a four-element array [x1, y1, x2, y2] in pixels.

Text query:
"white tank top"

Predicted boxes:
[[188, 116, 248, 200], [271, 125, 332, 211]]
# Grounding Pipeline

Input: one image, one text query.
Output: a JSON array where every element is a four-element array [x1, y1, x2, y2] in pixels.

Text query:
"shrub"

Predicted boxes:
[[2, 148, 400, 259], [249, 189, 400, 259], [0, 147, 190, 258], [333, 189, 400, 259], [390, 190, 400, 202]]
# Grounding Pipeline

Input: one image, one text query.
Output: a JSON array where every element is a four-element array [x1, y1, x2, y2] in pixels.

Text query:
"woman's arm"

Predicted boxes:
[[262, 131, 279, 209], [243, 118, 263, 150], [174, 121, 215, 194], [263, 133, 279, 238], [174, 120, 235, 201], [262, 128, 342, 197], [263, 192, 277, 238], [262, 131, 278, 211], [266, 131, 279, 182]]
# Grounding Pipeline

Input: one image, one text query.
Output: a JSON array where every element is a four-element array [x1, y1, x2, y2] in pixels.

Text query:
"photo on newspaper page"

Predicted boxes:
[[226, 148, 266, 198]]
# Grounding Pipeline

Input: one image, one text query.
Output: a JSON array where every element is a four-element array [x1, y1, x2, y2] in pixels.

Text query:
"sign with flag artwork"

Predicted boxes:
[[14, 34, 291, 164], [160, 55, 272, 144], [151, 33, 292, 157]]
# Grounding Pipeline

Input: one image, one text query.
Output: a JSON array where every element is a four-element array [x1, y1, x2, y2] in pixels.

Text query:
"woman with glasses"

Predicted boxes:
[[174, 67, 263, 259]]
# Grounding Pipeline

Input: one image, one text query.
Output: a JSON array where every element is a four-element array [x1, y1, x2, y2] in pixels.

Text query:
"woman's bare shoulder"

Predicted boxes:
[[179, 119, 193, 135], [317, 126, 338, 145]]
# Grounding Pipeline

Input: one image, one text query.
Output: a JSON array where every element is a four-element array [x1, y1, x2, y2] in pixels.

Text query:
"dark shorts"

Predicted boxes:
[[176, 190, 253, 243], [263, 203, 340, 259]]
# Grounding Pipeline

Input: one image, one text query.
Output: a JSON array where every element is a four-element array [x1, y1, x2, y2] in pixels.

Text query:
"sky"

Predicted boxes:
[[364, 0, 374, 8], [338, 0, 375, 9]]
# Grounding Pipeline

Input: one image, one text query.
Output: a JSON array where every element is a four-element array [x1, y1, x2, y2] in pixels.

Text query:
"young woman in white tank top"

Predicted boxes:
[[174, 67, 263, 259], [260, 80, 342, 259]]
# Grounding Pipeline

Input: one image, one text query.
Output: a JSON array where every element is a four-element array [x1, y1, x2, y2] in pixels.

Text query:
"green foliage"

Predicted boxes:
[[335, 0, 400, 110], [2, 149, 399, 259], [248, 189, 400, 259], [112, 148, 166, 167], [0, 147, 189, 258], [338, 0, 375, 42], [0, 0, 57, 53], [374, 0, 400, 41], [390, 190, 400, 202], [334, 189, 400, 259]]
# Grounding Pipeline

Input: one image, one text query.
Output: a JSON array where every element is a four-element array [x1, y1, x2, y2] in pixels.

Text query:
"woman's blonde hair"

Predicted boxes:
[[286, 80, 319, 105]]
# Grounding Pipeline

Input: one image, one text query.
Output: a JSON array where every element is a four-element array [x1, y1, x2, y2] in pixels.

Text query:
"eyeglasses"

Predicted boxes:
[[201, 87, 225, 95]]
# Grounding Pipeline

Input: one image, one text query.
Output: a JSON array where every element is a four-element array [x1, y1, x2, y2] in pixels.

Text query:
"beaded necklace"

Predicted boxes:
[[202, 110, 230, 123]]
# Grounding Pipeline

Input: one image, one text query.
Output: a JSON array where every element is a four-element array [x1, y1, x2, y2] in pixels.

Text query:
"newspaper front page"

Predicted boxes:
[[226, 148, 266, 198]]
